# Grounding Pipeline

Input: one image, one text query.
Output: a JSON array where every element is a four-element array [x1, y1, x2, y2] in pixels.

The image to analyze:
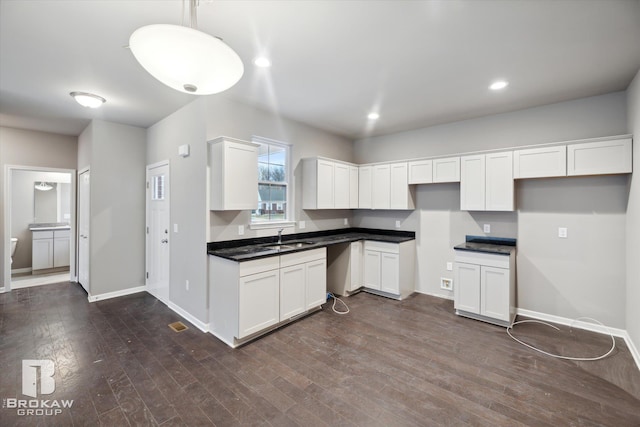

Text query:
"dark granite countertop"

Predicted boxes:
[[453, 235, 516, 256], [208, 228, 415, 261]]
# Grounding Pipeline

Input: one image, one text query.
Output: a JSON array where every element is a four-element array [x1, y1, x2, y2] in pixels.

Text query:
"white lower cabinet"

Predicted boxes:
[[454, 250, 515, 327], [210, 248, 327, 347], [32, 229, 70, 270], [363, 240, 415, 299]]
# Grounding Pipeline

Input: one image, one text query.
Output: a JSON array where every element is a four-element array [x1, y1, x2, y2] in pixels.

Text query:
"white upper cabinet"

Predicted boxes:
[[358, 166, 372, 209], [390, 162, 415, 209], [349, 166, 359, 208], [372, 164, 391, 209], [303, 158, 357, 209], [461, 152, 514, 211], [408, 160, 433, 184], [513, 145, 567, 179], [209, 137, 259, 211], [567, 138, 632, 176], [433, 157, 461, 183]]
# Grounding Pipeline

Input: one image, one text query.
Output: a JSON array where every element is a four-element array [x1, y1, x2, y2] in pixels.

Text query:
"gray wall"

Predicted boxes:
[[146, 96, 354, 325], [353, 92, 629, 328], [0, 126, 77, 287], [626, 69, 640, 356], [78, 120, 146, 297], [11, 170, 71, 269]]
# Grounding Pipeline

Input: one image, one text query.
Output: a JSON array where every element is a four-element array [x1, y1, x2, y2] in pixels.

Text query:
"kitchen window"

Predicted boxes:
[[251, 136, 293, 228]]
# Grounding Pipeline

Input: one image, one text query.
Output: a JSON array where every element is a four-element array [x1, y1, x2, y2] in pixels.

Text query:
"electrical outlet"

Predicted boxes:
[[238, 225, 244, 235], [174, 223, 178, 233], [343, 218, 348, 226], [185, 280, 189, 291], [440, 277, 453, 291], [299, 220, 306, 229], [446, 262, 453, 271], [483, 224, 491, 233], [558, 227, 567, 238], [395, 220, 401, 228]]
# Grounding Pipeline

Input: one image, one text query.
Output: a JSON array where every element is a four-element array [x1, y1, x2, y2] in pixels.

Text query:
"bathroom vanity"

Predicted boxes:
[[30, 224, 70, 271]]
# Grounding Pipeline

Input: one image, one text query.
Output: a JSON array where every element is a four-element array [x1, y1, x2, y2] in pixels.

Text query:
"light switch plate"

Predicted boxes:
[[395, 220, 401, 228], [483, 224, 491, 233], [299, 221, 306, 229], [558, 227, 567, 238], [238, 225, 244, 235], [446, 262, 453, 271], [344, 218, 348, 226], [173, 224, 178, 233]]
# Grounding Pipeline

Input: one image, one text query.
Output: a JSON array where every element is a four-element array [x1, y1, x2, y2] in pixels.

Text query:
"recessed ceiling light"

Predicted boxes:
[[367, 112, 380, 120], [254, 57, 271, 68], [70, 91, 106, 108], [489, 80, 509, 90]]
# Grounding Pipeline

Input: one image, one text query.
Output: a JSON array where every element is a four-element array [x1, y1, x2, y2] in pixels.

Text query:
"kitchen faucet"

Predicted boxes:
[[277, 228, 284, 244]]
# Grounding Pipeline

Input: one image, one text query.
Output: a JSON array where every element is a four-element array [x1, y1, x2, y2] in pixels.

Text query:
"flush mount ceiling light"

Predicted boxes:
[[70, 91, 106, 108], [489, 80, 509, 90], [367, 112, 380, 120], [34, 182, 53, 191], [253, 57, 271, 68], [129, 0, 244, 95]]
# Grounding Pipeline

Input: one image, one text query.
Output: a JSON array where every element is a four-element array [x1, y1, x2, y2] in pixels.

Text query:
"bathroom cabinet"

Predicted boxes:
[[32, 229, 69, 270]]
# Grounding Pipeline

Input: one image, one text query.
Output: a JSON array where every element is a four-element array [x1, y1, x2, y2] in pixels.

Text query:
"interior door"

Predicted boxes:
[[146, 162, 170, 304], [78, 170, 90, 293]]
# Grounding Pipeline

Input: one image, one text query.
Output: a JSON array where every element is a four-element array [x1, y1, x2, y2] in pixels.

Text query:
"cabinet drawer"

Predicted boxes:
[[364, 240, 399, 254], [54, 229, 70, 238], [454, 250, 510, 269], [33, 230, 54, 239], [280, 248, 326, 268], [239, 256, 280, 277]]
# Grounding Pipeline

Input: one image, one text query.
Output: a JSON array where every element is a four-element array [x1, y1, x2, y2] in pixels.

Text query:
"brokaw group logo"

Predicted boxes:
[[2, 360, 74, 416]]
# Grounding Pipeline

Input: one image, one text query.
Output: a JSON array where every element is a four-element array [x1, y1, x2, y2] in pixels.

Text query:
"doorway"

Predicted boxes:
[[146, 161, 170, 304], [3, 165, 77, 291]]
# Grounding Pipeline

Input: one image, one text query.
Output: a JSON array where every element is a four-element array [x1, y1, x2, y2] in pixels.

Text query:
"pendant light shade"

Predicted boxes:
[[129, 24, 244, 95]]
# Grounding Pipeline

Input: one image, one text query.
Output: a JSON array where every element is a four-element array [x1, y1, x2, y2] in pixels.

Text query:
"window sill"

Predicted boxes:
[[249, 221, 296, 231]]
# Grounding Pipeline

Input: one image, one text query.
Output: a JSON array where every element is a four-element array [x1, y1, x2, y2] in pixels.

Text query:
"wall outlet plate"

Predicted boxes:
[[395, 220, 401, 228], [299, 221, 306, 229], [446, 262, 453, 271], [483, 224, 491, 233], [238, 225, 244, 235], [558, 227, 567, 238], [343, 218, 348, 226], [440, 277, 453, 291]]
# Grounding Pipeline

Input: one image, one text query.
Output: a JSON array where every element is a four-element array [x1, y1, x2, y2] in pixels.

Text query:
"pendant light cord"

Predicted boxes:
[[181, 0, 198, 29]]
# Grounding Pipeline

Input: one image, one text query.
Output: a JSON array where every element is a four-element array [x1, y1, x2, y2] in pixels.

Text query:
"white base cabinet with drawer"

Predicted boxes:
[[454, 250, 515, 327], [210, 248, 327, 347], [363, 240, 415, 300]]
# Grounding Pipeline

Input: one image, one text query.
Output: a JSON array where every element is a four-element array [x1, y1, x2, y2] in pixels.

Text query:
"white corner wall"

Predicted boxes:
[[626, 69, 640, 363], [353, 92, 629, 328]]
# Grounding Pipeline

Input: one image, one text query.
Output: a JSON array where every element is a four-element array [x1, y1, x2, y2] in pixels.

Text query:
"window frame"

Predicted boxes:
[[249, 136, 295, 230]]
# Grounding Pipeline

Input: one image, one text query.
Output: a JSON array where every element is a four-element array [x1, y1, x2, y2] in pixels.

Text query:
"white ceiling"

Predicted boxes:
[[1, 0, 639, 139]]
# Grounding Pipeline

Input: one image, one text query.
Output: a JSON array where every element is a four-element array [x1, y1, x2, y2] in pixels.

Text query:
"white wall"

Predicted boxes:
[[353, 92, 629, 328], [0, 126, 77, 287], [78, 120, 146, 298], [626, 69, 640, 359]]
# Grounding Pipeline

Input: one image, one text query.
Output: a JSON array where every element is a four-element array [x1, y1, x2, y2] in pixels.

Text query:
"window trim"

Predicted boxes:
[[250, 136, 293, 228]]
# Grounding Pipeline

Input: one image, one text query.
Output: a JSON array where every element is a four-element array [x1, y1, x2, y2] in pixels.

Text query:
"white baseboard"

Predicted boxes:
[[415, 289, 454, 300], [168, 300, 209, 333], [517, 308, 639, 371], [88, 285, 146, 302], [11, 267, 32, 274], [0, 287, 5, 293]]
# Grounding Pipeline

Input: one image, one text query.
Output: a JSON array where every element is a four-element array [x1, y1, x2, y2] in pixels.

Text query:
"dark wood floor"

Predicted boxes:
[[1, 282, 639, 426]]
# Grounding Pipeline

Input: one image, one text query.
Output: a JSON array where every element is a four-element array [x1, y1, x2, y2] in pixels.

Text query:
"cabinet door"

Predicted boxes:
[[513, 146, 567, 178], [454, 262, 480, 314], [32, 238, 54, 270], [349, 166, 359, 209], [480, 266, 510, 322], [380, 252, 399, 295], [53, 236, 70, 267], [390, 163, 410, 209], [485, 151, 514, 211], [363, 249, 381, 290], [433, 157, 461, 183], [408, 160, 433, 184], [334, 162, 350, 209], [567, 138, 632, 176], [349, 241, 363, 291], [372, 164, 391, 209], [225, 142, 258, 209], [280, 264, 306, 320], [460, 155, 485, 211], [358, 166, 372, 208], [317, 159, 335, 208], [306, 258, 327, 309], [238, 269, 279, 338]]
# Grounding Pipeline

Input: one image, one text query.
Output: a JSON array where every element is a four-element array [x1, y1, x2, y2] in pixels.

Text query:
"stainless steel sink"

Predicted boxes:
[[262, 241, 315, 251]]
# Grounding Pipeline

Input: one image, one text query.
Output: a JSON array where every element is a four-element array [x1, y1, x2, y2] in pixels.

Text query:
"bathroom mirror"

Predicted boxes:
[[33, 182, 71, 223]]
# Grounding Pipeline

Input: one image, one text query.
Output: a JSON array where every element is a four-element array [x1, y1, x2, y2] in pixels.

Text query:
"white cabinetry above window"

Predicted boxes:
[[209, 137, 259, 211]]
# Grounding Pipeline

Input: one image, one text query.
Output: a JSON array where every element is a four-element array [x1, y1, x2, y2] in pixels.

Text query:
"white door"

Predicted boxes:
[[146, 162, 170, 304], [78, 170, 90, 293]]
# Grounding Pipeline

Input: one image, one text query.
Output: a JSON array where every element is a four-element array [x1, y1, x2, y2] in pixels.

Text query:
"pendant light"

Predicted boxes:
[[129, 0, 244, 95]]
